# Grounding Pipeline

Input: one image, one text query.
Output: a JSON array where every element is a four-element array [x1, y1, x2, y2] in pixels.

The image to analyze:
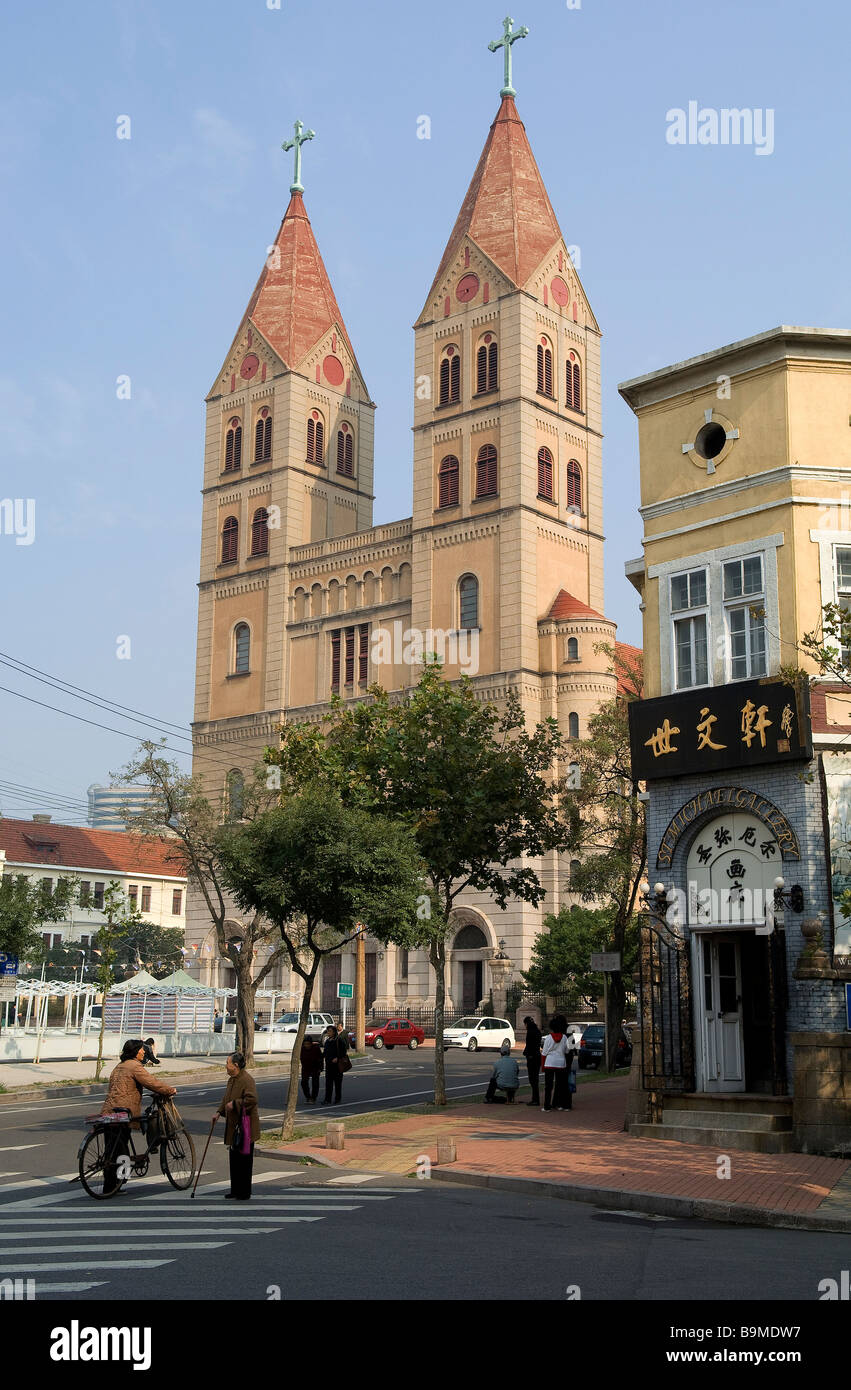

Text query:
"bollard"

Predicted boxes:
[[326, 1121, 345, 1151], [436, 1136, 456, 1165]]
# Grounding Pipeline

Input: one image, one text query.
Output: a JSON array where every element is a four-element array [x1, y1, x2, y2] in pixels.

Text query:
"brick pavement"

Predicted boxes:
[[272, 1075, 849, 1219]]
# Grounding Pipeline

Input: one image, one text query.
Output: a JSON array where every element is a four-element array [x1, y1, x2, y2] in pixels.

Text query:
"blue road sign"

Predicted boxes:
[[0, 954, 19, 976]]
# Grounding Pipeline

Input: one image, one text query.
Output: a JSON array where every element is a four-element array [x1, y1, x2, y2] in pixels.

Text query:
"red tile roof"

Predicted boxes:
[[425, 96, 564, 305], [615, 641, 643, 699], [546, 589, 607, 622], [239, 191, 362, 378], [0, 818, 186, 879]]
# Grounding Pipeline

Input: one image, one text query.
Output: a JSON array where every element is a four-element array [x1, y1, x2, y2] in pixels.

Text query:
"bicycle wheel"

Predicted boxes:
[[78, 1127, 127, 1200], [160, 1125, 196, 1190]]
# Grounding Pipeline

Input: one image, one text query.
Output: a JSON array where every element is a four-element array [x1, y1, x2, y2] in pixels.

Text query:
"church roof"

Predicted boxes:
[[426, 95, 564, 301], [239, 191, 360, 374], [546, 590, 608, 622]]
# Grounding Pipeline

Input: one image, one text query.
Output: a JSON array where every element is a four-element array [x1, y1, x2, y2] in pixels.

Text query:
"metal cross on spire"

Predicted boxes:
[[282, 119, 315, 195], [488, 15, 529, 98]]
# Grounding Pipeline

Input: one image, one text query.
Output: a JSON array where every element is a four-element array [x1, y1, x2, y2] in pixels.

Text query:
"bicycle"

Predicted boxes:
[[78, 1094, 197, 1200]]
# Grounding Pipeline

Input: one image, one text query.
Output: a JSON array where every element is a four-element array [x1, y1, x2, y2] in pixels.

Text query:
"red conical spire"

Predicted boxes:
[[239, 191, 359, 373], [425, 96, 564, 304]]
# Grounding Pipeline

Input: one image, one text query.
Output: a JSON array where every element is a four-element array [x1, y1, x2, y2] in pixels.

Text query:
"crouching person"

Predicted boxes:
[[485, 1039, 520, 1103]]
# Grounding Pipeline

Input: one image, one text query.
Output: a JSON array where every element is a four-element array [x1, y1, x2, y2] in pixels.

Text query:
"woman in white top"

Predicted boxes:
[[541, 1014, 574, 1111]]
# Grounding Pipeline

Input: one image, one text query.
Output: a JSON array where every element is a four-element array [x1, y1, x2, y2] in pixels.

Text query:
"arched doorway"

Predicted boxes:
[[686, 812, 783, 1093], [449, 913, 493, 1011]]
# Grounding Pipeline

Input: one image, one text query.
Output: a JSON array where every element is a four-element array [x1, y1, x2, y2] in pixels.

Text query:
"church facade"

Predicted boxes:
[[189, 79, 630, 1012]]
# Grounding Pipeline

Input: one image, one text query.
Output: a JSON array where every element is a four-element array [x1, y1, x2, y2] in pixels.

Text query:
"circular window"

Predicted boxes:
[[694, 422, 728, 460], [240, 353, 259, 379], [456, 273, 480, 302], [323, 355, 345, 387], [551, 276, 570, 306]]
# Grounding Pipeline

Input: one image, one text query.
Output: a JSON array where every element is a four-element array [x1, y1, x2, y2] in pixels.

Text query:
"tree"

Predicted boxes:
[[114, 743, 286, 1064], [215, 787, 424, 1139], [111, 920, 185, 976], [566, 646, 645, 1071], [0, 874, 76, 963], [524, 905, 634, 1003], [92, 882, 146, 1082], [267, 661, 574, 1105]]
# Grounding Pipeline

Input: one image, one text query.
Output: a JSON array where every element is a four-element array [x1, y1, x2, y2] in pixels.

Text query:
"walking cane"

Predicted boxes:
[[191, 1117, 217, 1199]]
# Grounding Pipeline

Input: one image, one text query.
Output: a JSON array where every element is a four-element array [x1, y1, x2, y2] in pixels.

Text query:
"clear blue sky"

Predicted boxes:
[[0, 0, 848, 820]]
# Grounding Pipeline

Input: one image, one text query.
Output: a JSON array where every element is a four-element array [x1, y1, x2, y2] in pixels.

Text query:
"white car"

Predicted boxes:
[[259, 1010, 336, 1040], [443, 1016, 515, 1052]]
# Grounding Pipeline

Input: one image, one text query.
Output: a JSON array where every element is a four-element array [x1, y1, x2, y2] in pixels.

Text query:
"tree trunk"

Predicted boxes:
[[281, 966, 318, 1141], [430, 937, 447, 1106], [234, 966, 257, 1066], [606, 970, 626, 1072]]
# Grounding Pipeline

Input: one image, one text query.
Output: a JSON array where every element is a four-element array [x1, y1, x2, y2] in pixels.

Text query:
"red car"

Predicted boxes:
[[364, 1018, 425, 1050]]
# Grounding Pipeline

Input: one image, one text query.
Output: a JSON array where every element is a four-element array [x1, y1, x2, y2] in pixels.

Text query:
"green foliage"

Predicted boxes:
[[524, 905, 638, 998], [109, 920, 185, 976], [0, 874, 76, 962]]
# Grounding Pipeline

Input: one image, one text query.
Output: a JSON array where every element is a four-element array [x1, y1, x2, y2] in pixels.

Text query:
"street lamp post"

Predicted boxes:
[[355, 925, 366, 1053]]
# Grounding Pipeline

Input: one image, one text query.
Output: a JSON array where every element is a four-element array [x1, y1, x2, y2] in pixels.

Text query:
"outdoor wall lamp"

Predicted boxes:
[[773, 877, 804, 913], [640, 881, 669, 915]]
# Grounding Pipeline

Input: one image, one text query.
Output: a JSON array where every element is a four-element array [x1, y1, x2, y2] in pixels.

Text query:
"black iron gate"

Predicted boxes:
[[639, 913, 695, 1093]]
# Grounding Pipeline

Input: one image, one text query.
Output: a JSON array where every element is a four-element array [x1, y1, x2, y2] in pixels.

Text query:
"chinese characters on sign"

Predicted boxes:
[[629, 680, 812, 782], [656, 787, 800, 868]]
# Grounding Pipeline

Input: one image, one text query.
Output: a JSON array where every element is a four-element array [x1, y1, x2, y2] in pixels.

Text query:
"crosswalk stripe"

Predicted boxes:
[[0, 1242, 231, 1256], [34, 1282, 108, 1293], [0, 1173, 24, 1179], [0, 1260, 173, 1273], [0, 1144, 46, 1152], [0, 1228, 280, 1239]]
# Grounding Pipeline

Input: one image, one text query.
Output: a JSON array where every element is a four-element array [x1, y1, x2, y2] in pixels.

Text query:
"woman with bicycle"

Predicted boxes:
[[100, 1039, 177, 1194]]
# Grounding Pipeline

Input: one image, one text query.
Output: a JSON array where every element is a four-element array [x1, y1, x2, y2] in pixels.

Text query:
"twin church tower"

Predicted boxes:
[[190, 25, 627, 1009]]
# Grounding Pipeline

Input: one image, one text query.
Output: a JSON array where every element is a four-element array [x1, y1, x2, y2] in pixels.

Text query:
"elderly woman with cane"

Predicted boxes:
[[212, 1052, 260, 1200]]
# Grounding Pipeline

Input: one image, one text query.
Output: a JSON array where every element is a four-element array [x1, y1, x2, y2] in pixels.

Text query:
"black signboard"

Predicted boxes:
[[628, 678, 812, 782]]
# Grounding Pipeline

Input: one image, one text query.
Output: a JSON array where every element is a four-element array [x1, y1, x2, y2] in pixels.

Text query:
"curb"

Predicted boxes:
[[0, 1064, 297, 1103], [430, 1167, 851, 1233], [256, 1146, 345, 1170]]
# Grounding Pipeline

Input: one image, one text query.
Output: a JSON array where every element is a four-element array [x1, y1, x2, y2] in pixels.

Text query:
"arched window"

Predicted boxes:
[[453, 922, 487, 949], [537, 446, 554, 500], [254, 408, 272, 462], [336, 425, 354, 477], [567, 460, 582, 513], [459, 574, 479, 629], [566, 352, 582, 411], [233, 623, 250, 674], [438, 455, 459, 508], [224, 417, 242, 472], [570, 859, 581, 884], [476, 337, 498, 394], [306, 412, 325, 464], [537, 338, 553, 396], [568, 711, 579, 739], [439, 347, 461, 406], [221, 516, 238, 564], [250, 508, 269, 556], [567, 637, 579, 661], [226, 769, 245, 821], [475, 444, 498, 498]]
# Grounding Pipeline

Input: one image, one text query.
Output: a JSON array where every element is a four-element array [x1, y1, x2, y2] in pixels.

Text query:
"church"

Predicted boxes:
[[189, 26, 631, 1014]]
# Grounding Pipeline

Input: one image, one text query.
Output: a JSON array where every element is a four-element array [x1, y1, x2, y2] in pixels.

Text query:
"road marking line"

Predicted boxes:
[[0, 1228, 280, 1239], [326, 1174, 382, 1184], [34, 1282, 109, 1292], [0, 1144, 45, 1151], [0, 1260, 174, 1273], [0, 1173, 25, 1179], [0, 1242, 231, 1256]]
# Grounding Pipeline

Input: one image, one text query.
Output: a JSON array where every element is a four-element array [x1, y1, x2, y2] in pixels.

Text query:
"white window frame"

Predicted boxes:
[[835, 545, 851, 664], [670, 566, 709, 691], [649, 535, 782, 696], [723, 553, 767, 681]]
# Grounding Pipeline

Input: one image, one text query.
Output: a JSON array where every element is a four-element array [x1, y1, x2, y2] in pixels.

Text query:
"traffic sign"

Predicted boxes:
[[590, 952, 622, 973], [337, 983, 354, 999], [0, 980, 17, 998], [0, 953, 18, 977]]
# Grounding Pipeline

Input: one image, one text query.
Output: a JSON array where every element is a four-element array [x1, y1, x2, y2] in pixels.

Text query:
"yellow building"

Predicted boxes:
[[189, 85, 632, 1013], [620, 326, 851, 1153]]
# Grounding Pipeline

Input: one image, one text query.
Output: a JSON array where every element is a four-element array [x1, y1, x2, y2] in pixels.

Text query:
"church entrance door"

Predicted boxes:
[[461, 961, 482, 1012]]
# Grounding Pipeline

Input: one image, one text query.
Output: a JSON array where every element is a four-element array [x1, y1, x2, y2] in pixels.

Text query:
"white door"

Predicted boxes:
[[700, 935, 744, 1092]]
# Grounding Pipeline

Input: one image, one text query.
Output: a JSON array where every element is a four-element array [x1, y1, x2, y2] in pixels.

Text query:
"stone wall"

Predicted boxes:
[[790, 1032, 851, 1154]]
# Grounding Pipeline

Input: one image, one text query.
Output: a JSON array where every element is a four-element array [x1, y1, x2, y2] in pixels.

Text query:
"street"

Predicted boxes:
[[0, 1051, 847, 1303]]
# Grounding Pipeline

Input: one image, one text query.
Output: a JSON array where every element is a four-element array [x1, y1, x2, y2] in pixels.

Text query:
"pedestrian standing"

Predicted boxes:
[[213, 1051, 260, 1200], [323, 1024, 345, 1105], [522, 1016, 543, 1106], [541, 1015, 571, 1112], [300, 1036, 323, 1103]]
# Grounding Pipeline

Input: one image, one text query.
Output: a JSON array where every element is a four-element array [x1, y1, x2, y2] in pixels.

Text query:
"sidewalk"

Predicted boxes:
[[260, 1075, 851, 1233]]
